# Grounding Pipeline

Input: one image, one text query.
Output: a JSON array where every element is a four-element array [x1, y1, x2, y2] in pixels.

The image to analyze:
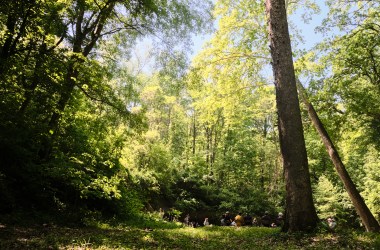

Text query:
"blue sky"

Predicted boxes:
[[289, 1, 330, 50], [190, 1, 330, 58]]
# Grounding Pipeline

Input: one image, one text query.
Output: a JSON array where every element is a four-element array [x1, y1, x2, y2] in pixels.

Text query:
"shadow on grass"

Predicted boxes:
[[0, 222, 379, 250]]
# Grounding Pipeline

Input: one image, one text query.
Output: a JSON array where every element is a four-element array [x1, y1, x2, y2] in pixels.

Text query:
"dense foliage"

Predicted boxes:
[[0, 0, 380, 233]]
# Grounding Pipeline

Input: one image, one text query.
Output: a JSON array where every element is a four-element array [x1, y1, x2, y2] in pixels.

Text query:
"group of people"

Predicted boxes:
[[260, 211, 284, 227], [221, 211, 246, 227], [220, 211, 284, 227], [220, 211, 246, 227], [183, 211, 338, 230], [184, 214, 206, 227]]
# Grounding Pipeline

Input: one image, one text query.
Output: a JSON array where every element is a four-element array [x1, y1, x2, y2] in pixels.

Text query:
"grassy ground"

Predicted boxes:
[[1, 220, 380, 249]]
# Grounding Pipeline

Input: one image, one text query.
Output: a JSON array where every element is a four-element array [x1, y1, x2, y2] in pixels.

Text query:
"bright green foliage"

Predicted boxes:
[[294, 0, 380, 229], [312, 1, 380, 147], [0, 0, 212, 221], [1, 0, 380, 232], [114, 0, 284, 217], [320, 23, 380, 149], [182, 0, 282, 214], [362, 147, 380, 221], [322, 0, 380, 33], [314, 175, 354, 223]]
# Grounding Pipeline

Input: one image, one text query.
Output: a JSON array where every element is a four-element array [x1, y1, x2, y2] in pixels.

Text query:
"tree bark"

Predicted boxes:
[[39, 1, 116, 160], [192, 113, 196, 155], [265, 0, 319, 232], [19, 43, 48, 114], [297, 80, 380, 232], [0, 1, 36, 74]]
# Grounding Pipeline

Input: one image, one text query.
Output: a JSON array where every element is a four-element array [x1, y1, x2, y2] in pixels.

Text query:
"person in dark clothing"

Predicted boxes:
[[221, 214, 226, 226], [275, 212, 284, 227], [261, 211, 272, 227], [224, 211, 232, 226], [244, 213, 253, 226]]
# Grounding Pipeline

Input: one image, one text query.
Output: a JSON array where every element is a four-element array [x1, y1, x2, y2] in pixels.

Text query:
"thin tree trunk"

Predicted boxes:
[[265, 0, 319, 232], [167, 106, 172, 139], [47, 63, 78, 130], [296, 80, 380, 232], [38, 62, 78, 160], [192, 113, 196, 155], [212, 128, 217, 166], [19, 43, 47, 114], [260, 118, 269, 191], [39, 1, 116, 160], [0, 14, 16, 75], [0, 1, 35, 74], [205, 126, 212, 165]]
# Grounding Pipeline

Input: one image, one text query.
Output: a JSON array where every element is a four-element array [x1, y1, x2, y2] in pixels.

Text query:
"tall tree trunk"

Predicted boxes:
[[205, 126, 212, 165], [39, 1, 116, 160], [192, 113, 196, 155], [0, 1, 35, 74], [0, 13, 16, 75], [19, 43, 47, 114], [212, 128, 217, 166], [167, 106, 172, 139], [265, 0, 318, 232], [297, 80, 380, 232], [38, 62, 78, 160], [47, 63, 78, 130], [260, 118, 269, 191]]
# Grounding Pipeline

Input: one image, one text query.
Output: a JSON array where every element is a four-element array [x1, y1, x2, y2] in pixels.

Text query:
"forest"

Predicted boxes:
[[1, 0, 380, 248]]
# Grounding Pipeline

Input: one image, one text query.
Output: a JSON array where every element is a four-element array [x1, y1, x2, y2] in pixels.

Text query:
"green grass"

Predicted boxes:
[[1, 221, 379, 249]]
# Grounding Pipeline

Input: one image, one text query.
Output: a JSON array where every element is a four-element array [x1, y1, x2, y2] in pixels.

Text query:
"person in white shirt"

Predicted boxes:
[[203, 217, 210, 226]]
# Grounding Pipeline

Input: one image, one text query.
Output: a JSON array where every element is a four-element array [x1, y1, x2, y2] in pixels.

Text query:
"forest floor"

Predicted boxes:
[[1, 220, 380, 250]]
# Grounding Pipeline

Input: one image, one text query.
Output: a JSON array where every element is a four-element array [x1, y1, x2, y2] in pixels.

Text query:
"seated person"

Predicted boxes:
[[244, 213, 253, 226], [230, 219, 237, 226], [327, 217, 337, 230], [235, 212, 244, 227], [203, 217, 210, 226], [261, 211, 272, 227], [275, 212, 284, 227], [224, 211, 232, 226]]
